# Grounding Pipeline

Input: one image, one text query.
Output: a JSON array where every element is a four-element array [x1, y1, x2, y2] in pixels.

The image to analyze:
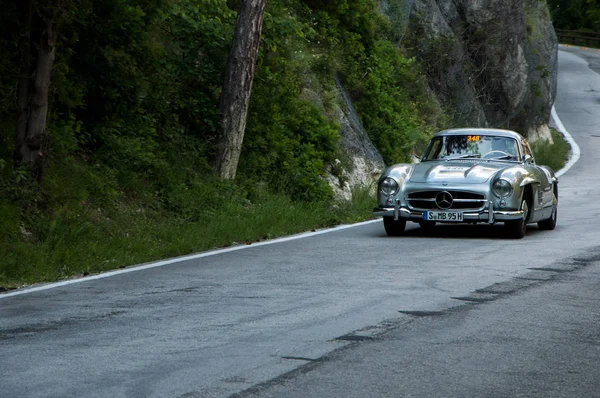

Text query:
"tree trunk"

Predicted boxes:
[[15, 0, 34, 168], [14, 0, 61, 180], [216, 0, 267, 180]]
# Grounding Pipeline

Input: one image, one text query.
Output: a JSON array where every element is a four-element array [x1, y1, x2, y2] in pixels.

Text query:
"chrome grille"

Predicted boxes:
[[407, 190, 486, 210]]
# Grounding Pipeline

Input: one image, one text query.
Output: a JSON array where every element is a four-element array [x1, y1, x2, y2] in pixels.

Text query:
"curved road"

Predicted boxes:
[[1, 46, 600, 398]]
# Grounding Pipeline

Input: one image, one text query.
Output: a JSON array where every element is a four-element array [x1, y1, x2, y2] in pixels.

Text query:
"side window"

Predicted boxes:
[[521, 139, 533, 162], [424, 139, 442, 160]]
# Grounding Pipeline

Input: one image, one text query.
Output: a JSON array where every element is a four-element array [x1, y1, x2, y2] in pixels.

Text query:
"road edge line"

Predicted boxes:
[[0, 219, 380, 299], [551, 105, 581, 178]]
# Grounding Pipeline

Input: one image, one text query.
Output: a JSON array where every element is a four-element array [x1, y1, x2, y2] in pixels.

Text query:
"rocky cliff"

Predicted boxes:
[[405, 0, 558, 138], [326, 77, 386, 201]]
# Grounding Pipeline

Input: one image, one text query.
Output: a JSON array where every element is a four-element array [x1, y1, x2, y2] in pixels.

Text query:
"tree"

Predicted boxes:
[[216, 0, 267, 180], [548, 0, 600, 30], [14, 0, 63, 180]]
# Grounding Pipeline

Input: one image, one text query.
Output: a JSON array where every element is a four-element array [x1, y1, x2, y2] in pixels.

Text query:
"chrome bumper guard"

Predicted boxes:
[[373, 201, 524, 223]]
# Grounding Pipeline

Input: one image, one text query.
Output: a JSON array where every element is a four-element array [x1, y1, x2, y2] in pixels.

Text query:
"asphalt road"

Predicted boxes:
[[1, 46, 600, 398], [236, 252, 600, 398]]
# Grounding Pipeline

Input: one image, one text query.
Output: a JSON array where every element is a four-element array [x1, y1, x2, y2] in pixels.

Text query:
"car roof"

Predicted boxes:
[[432, 128, 525, 140]]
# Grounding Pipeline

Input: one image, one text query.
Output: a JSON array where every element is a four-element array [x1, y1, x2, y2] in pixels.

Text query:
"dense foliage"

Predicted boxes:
[[548, 0, 600, 31], [0, 0, 440, 285]]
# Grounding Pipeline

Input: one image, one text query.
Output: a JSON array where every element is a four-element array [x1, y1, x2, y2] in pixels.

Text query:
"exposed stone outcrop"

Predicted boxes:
[[326, 76, 385, 201], [405, 0, 558, 139]]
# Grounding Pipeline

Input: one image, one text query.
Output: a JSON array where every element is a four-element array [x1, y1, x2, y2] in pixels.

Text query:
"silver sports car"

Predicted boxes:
[[373, 128, 559, 238]]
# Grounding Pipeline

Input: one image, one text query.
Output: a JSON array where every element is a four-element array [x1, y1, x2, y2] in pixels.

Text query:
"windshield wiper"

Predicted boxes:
[[444, 154, 479, 161], [487, 155, 517, 161]]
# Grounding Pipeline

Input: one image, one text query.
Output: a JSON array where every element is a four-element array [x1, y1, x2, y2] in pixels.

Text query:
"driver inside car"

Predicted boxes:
[[491, 137, 518, 158]]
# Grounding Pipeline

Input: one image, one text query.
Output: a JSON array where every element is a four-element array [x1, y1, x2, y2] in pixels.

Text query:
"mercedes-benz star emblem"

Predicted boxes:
[[435, 191, 454, 210]]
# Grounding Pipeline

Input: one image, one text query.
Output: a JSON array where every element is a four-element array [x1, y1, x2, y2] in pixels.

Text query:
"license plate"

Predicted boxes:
[[424, 211, 464, 222]]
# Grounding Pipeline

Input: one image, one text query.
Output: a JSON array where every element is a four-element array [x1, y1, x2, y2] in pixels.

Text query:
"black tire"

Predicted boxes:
[[383, 216, 406, 236], [538, 190, 558, 230], [419, 220, 436, 230], [505, 198, 529, 239]]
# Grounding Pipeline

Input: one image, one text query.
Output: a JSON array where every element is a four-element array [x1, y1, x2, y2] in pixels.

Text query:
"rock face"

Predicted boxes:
[[405, 0, 558, 138], [326, 77, 386, 201]]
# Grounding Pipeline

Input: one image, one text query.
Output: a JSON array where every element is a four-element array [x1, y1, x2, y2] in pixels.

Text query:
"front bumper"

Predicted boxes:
[[373, 201, 523, 224]]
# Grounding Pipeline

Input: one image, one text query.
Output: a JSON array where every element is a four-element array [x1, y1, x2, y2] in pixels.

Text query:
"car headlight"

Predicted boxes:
[[492, 179, 513, 198], [380, 178, 399, 196]]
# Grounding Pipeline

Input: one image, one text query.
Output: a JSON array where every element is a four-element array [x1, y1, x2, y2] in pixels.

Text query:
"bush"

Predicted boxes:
[[530, 129, 570, 171]]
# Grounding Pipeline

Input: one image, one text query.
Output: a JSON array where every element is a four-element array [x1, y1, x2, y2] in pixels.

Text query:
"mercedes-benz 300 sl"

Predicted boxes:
[[373, 128, 559, 239]]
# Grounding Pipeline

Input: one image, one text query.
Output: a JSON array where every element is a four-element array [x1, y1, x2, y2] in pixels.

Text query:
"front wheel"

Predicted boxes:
[[505, 198, 529, 239], [383, 216, 406, 236]]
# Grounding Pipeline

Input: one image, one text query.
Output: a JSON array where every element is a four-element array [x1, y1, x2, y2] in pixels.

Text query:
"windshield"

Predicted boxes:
[[422, 135, 521, 161]]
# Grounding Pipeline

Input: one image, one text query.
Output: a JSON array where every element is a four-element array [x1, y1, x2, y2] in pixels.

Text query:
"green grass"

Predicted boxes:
[[530, 128, 571, 171], [0, 180, 375, 289]]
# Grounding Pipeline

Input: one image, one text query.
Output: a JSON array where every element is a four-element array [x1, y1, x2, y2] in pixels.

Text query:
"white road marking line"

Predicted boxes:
[[552, 105, 581, 178], [0, 219, 380, 299]]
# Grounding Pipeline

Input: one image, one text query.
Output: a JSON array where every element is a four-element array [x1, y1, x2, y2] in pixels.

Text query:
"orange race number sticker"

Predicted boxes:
[[467, 135, 480, 142]]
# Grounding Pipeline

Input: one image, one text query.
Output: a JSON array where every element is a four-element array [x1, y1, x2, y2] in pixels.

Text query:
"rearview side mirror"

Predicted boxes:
[[523, 154, 534, 164]]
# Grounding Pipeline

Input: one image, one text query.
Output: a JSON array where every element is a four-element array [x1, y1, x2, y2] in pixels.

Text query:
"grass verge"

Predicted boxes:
[[530, 128, 571, 171], [0, 182, 375, 289]]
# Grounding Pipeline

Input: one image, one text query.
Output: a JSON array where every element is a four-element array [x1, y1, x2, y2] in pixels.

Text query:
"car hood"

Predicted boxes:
[[408, 161, 509, 184]]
